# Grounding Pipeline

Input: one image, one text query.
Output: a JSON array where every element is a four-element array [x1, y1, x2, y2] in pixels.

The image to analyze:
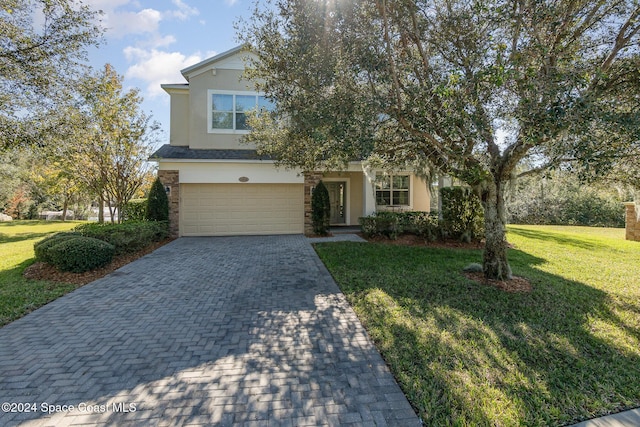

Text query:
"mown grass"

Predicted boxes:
[[0, 220, 84, 327], [314, 225, 640, 426]]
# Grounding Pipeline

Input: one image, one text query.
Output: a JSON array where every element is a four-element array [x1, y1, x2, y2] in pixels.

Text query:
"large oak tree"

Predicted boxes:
[[1, 0, 102, 149], [241, 0, 640, 280]]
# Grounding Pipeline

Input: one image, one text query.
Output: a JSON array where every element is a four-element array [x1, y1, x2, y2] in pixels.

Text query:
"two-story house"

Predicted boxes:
[[151, 46, 431, 237]]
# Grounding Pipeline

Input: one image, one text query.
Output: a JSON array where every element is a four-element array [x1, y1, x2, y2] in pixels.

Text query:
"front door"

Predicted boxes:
[[325, 182, 346, 225]]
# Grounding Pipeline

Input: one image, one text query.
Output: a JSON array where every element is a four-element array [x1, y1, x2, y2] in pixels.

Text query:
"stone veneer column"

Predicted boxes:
[[624, 202, 640, 242], [158, 170, 180, 238], [303, 171, 323, 236]]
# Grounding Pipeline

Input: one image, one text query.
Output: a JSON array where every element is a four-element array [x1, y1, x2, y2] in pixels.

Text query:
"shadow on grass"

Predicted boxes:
[[0, 259, 77, 327], [0, 232, 52, 244], [0, 220, 63, 227], [314, 242, 640, 426], [508, 227, 612, 251]]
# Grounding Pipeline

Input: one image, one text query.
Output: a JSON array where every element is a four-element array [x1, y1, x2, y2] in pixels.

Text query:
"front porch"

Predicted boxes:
[[303, 166, 431, 235]]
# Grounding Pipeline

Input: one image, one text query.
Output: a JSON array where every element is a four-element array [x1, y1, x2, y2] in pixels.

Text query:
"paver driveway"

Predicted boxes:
[[0, 235, 421, 426]]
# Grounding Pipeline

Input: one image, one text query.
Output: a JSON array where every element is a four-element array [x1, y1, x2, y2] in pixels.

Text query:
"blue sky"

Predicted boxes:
[[84, 0, 255, 142]]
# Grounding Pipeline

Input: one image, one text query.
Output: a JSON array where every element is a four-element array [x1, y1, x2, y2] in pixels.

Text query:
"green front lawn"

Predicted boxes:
[[0, 220, 84, 327], [314, 225, 640, 426]]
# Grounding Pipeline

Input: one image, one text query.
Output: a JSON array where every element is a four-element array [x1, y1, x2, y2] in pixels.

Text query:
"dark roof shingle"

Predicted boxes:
[[150, 145, 274, 161]]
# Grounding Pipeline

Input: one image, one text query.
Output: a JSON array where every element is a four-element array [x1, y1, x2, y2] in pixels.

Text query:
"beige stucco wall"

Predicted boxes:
[[412, 175, 431, 211], [168, 90, 189, 146], [321, 170, 431, 224], [187, 68, 256, 150], [159, 161, 303, 184]]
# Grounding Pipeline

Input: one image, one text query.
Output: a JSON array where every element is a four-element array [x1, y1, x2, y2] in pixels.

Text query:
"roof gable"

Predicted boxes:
[[180, 45, 256, 81]]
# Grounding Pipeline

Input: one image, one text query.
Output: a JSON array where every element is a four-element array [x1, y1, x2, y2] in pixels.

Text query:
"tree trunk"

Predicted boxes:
[[480, 178, 512, 280], [61, 196, 68, 222], [98, 194, 104, 223], [108, 204, 115, 223]]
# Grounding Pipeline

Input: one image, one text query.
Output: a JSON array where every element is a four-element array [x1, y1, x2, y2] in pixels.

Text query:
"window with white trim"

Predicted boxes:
[[376, 174, 410, 206], [208, 91, 275, 133]]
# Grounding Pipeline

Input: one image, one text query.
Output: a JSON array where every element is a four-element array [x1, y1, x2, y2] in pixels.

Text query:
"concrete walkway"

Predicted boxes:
[[0, 235, 420, 427], [569, 408, 640, 427]]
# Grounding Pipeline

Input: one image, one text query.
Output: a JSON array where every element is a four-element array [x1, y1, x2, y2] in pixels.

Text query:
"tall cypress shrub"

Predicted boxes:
[[312, 181, 331, 235], [440, 186, 484, 241], [146, 177, 169, 221]]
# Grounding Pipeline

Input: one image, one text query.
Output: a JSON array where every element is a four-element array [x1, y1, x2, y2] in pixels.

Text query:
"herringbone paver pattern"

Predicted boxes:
[[0, 235, 420, 426]]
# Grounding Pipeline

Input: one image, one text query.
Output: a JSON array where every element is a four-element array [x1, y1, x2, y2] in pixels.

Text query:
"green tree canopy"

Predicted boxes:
[[0, 0, 102, 148], [241, 0, 640, 280], [62, 64, 159, 223]]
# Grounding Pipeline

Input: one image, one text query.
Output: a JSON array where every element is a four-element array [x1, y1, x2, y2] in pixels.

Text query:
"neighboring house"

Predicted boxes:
[[151, 46, 431, 237]]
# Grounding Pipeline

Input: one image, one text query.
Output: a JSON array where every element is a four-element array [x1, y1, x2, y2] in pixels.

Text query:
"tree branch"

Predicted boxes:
[[378, 0, 403, 110], [516, 158, 574, 178], [601, 6, 640, 71]]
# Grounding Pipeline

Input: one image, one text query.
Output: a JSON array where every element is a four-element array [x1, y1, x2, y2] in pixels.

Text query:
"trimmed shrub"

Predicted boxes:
[[359, 216, 379, 237], [358, 210, 449, 241], [146, 178, 169, 222], [74, 221, 168, 255], [34, 232, 81, 264], [440, 186, 484, 241], [312, 181, 331, 235], [48, 237, 115, 273], [373, 211, 403, 239], [359, 212, 402, 239], [409, 211, 440, 241], [122, 198, 147, 222]]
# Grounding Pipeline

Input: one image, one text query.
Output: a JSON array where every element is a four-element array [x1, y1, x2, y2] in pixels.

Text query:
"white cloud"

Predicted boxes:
[[82, 1, 157, 37], [83, 0, 199, 39], [141, 34, 177, 49], [85, 1, 205, 98], [82, 0, 131, 11], [225, 0, 239, 5], [166, 0, 199, 20], [124, 48, 203, 98], [108, 8, 162, 36]]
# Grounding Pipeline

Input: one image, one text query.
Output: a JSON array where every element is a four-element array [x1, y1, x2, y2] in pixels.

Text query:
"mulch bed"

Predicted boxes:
[[23, 238, 175, 286], [25, 233, 531, 293], [463, 272, 532, 293], [363, 233, 485, 249]]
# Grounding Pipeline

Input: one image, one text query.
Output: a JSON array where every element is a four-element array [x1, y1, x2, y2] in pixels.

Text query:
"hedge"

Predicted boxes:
[[48, 237, 115, 273], [122, 198, 147, 222], [359, 188, 484, 242], [74, 221, 169, 255], [34, 232, 81, 264], [359, 211, 440, 241]]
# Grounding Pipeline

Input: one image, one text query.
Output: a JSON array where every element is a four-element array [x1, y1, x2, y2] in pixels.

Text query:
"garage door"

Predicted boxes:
[[180, 183, 304, 236]]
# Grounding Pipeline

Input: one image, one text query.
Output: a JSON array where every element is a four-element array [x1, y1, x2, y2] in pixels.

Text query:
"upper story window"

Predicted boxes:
[[208, 90, 275, 133], [376, 174, 410, 206]]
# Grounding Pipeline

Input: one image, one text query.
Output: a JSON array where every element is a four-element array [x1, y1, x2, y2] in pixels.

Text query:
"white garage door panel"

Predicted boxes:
[[181, 184, 304, 236]]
